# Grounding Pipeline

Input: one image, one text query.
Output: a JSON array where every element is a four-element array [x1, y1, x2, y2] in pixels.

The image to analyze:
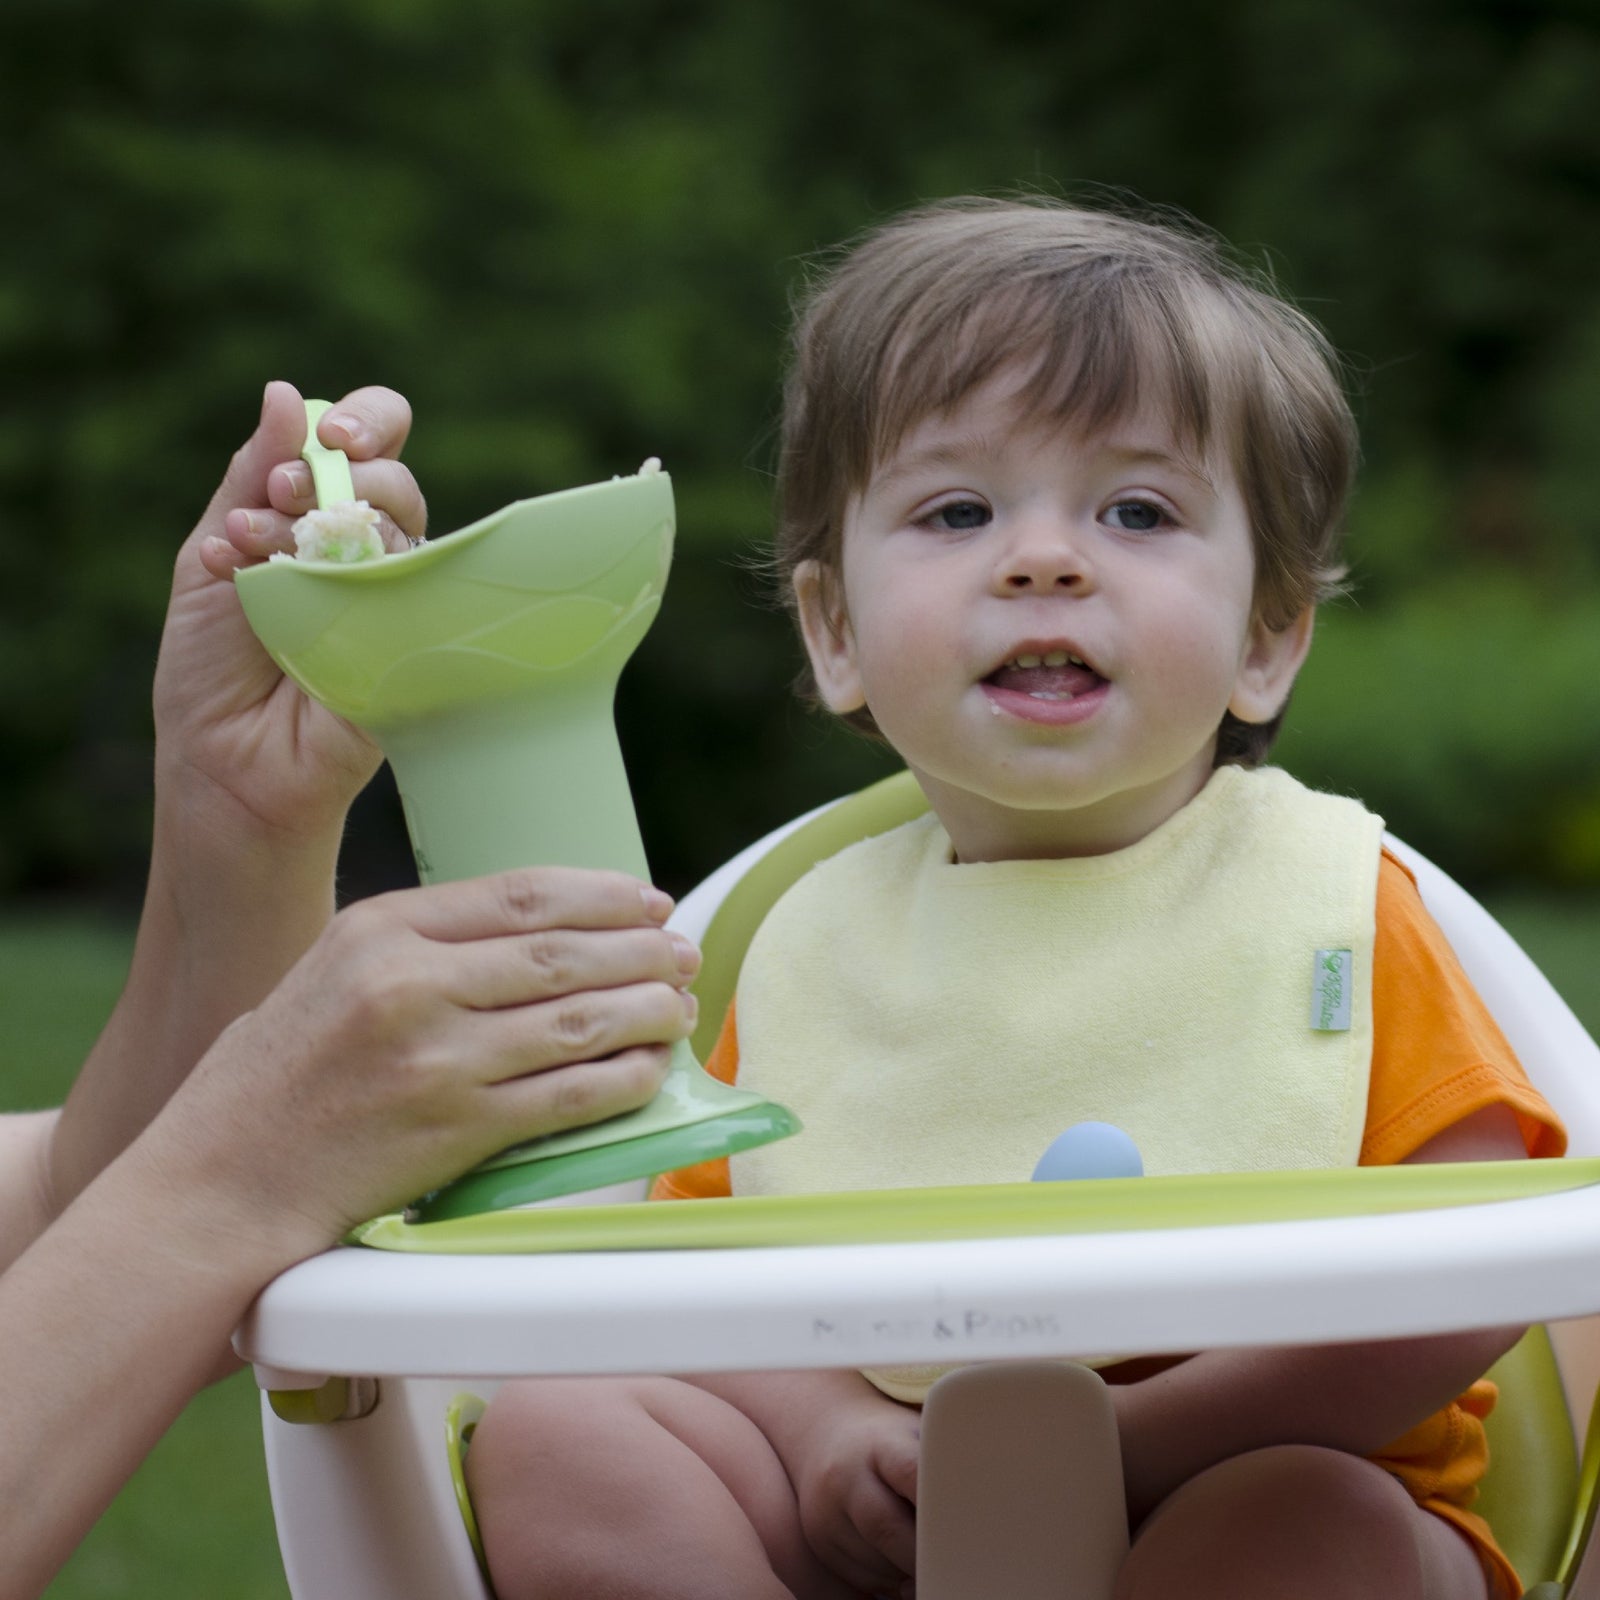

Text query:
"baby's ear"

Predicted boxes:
[[792, 560, 867, 714], [1229, 606, 1315, 726]]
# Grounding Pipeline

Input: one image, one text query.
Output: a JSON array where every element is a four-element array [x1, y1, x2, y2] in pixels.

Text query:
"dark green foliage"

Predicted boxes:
[[1278, 584, 1600, 884], [2, 0, 1598, 896]]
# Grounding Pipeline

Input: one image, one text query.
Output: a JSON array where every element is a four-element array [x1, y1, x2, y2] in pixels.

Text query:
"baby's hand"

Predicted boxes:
[[789, 1383, 920, 1597]]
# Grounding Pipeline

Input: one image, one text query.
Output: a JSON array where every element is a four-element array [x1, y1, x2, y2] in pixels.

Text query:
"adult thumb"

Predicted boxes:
[[194, 379, 308, 536]]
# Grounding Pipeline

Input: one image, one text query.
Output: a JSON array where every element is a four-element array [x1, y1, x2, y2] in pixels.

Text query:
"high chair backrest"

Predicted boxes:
[[675, 770, 931, 1059]]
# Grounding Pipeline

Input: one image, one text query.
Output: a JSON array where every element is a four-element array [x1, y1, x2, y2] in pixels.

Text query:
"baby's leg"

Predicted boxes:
[[466, 1375, 858, 1600], [1112, 1444, 1490, 1600]]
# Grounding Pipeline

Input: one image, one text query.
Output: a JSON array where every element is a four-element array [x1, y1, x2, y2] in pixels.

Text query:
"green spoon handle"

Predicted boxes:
[[301, 398, 356, 506]]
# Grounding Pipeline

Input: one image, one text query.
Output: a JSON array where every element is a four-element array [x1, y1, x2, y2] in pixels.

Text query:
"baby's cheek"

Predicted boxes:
[[1167, 622, 1248, 683]]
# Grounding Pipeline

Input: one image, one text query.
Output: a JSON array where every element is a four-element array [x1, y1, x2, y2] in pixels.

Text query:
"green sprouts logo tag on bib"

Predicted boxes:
[[1311, 949, 1352, 1032]]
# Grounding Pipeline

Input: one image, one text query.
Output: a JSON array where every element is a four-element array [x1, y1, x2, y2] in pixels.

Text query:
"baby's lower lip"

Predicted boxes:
[[980, 679, 1108, 725]]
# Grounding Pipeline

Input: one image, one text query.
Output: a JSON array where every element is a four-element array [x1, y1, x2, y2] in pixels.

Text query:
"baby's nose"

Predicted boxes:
[[997, 518, 1094, 592]]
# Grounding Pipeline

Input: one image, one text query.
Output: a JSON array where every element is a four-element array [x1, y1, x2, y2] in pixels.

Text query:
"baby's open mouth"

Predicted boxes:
[[985, 650, 1104, 702]]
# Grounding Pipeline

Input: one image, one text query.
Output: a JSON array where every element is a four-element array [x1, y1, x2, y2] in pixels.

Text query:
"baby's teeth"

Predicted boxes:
[[1009, 650, 1086, 670]]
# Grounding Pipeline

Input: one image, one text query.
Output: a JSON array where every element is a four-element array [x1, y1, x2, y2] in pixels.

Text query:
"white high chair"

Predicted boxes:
[[237, 772, 1600, 1600]]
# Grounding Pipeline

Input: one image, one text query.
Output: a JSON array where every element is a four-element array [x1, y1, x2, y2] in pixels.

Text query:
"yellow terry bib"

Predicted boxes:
[[732, 768, 1382, 1402], [734, 766, 1381, 1195]]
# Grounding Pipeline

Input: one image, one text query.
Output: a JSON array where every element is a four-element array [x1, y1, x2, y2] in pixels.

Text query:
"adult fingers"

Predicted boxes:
[[220, 502, 413, 563], [471, 977, 695, 1086], [224, 499, 411, 563], [380, 867, 675, 944], [221, 505, 297, 562], [198, 535, 249, 580], [316, 385, 413, 461], [266, 456, 428, 546], [479, 1042, 675, 1141], [443, 923, 701, 1012], [189, 380, 308, 544]]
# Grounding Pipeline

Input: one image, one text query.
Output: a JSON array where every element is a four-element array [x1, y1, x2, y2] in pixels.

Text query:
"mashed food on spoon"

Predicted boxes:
[[282, 499, 386, 563]]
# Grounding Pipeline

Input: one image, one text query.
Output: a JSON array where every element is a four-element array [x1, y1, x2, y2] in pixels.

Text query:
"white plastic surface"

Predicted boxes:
[[240, 1182, 1600, 1381], [664, 796, 836, 944], [262, 1377, 494, 1600]]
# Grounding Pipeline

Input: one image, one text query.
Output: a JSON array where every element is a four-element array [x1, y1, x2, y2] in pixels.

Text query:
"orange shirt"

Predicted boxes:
[[652, 849, 1565, 1598]]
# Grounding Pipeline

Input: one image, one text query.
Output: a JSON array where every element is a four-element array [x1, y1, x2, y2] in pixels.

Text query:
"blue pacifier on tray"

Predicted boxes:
[[1032, 1122, 1145, 1183]]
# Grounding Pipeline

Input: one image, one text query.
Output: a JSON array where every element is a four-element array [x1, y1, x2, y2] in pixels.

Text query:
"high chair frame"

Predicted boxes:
[[237, 772, 1600, 1600]]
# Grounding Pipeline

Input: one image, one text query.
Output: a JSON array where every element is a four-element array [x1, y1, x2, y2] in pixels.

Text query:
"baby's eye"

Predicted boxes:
[[1103, 499, 1168, 533], [921, 499, 991, 532]]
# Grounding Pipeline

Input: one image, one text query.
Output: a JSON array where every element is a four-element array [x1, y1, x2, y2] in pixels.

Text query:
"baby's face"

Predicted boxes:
[[793, 375, 1311, 862]]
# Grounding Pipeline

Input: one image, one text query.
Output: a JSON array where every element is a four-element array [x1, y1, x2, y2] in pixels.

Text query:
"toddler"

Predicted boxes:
[[467, 197, 1564, 1600]]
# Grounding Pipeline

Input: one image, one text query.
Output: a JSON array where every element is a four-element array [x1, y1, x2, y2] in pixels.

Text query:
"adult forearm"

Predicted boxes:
[[48, 792, 341, 1212], [0, 1113, 60, 1275], [0, 1133, 305, 1598], [142, 766, 345, 1032], [1114, 1327, 1523, 1527]]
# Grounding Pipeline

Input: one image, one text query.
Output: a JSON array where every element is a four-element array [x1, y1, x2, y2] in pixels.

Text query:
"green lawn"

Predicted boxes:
[[2, 896, 1597, 1598]]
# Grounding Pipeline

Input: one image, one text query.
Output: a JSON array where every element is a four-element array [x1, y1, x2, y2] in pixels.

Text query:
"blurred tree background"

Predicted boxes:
[[4, 2, 1600, 1594], [3, 0, 1599, 906]]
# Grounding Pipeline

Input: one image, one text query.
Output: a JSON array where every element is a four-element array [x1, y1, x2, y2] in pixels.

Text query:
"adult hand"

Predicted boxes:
[[1, 861, 693, 1599], [154, 379, 424, 848], [50, 383, 431, 1211], [158, 864, 697, 1253]]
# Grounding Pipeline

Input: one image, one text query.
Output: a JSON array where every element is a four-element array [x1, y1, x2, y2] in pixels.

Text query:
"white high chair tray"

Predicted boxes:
[[236, 1175, 1600, 1384], [240, 818, 1600, 1386]]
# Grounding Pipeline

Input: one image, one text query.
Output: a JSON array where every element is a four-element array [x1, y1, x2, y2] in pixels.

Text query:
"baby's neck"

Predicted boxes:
[[916, 764, 1220, 864]]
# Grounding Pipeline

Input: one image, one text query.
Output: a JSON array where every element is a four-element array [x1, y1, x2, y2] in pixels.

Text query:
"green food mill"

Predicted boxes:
[[234, 402, 798, 1221]]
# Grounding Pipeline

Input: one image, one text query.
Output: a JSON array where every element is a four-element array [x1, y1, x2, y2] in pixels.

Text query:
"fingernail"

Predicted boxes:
[[669, 932, 701, 978], [323, 412, 362, 449], [283, 463, 313, 500], [681, 991, 699, 1028], [640, 885, 674, 920]]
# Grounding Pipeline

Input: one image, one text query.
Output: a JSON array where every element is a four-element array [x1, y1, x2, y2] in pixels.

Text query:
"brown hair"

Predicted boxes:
[[774, 196, 1357, 764]]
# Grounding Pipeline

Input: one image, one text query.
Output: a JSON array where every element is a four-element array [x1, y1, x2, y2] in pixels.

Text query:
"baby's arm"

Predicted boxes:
[[692, 1368, 921, 1596], [45, 383, 423, 1216], [1113, 1103, 1527, 1528]]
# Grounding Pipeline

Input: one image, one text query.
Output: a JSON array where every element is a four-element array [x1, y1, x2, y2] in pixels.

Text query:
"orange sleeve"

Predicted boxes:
[[1360, 850, 1566, 1166], [648, 1000, 740, 1200]]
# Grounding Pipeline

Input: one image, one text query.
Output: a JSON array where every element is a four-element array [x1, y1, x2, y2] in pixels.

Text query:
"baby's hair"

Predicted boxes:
[[774, 195, 1357, 765]]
